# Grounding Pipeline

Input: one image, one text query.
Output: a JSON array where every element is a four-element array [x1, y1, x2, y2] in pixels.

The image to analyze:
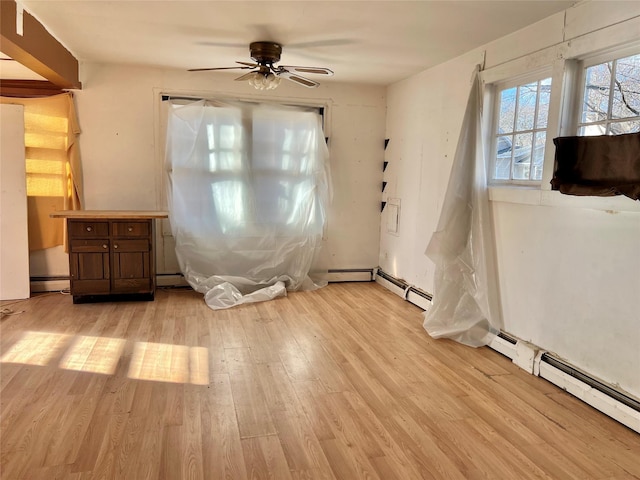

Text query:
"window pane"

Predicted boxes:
[[536, 78, 552, 128], [611, 53, 640, 119], [209, 151, 241, 171], [498, 87, 517, 133], [580, 124, 607, 136], [609, 120, 640, 135], [512, 133, 533, 180], [531, 132, 546, 181], [219, 124, 239, 149], [492, 76, 552, 184], [516, 83, 538, 131], [583, 62, 612, 124], [494, 135, 513, 180], [211, 181, 246, 233]]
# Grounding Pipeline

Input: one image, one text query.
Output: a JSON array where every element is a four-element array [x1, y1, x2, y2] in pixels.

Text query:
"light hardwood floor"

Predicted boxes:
[[1, 282, 639, 479]]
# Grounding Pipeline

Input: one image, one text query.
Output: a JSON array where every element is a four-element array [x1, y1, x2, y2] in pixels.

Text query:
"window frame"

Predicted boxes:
[[488, 68, 553, 186], [574, 45, 640, 136]]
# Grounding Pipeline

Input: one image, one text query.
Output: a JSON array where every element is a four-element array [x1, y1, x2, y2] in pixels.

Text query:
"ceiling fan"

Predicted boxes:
[[188, 41, 333, 90]]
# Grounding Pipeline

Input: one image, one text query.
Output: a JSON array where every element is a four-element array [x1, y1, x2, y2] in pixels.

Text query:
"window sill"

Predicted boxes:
[[488, 185, 640, 213]]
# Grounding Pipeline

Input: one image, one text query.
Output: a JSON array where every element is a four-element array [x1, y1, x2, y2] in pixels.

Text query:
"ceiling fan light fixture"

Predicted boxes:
[[190, 41, 330, 89], [248, 72, 281, 91]]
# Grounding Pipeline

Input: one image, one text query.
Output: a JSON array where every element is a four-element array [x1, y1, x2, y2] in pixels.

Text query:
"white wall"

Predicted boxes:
[[382, 2, 640, 398], [0, 104, 30, 300], [72, 64, 386, 273]]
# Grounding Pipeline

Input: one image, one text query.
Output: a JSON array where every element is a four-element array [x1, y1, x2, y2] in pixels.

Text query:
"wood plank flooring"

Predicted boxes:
[[1, 282, 639, 479]]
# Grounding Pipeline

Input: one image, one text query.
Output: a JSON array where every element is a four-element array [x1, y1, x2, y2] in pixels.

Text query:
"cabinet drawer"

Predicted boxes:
[[112, 221, 150, 237], [112, 239, 149, 252], [70, 239, 110, 253], [69, 221, 109, 238]]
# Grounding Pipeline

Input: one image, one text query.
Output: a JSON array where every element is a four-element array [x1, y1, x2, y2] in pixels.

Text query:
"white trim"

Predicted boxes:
[[481, 15, 640, 86], [491, 67, 553, 91], [489, 185, 640, 213], [576, 41, 640, 67]]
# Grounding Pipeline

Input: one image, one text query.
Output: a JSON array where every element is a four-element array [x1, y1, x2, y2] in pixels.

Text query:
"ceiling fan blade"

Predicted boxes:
[[236, 61, 258, 67], [278, 71, 319, 88], [235, 72, 258, 81], [286, 39, 356, 49], [188, 66, 253, 72], [279, 66, 334, 76]]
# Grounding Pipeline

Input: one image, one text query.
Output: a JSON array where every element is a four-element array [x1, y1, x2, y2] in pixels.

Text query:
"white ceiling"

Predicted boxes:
[[13, 0, 576, 86]]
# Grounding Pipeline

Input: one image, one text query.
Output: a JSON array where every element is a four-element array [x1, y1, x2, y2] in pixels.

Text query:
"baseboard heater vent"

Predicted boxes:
[[375, 268, 433, 311], [376, 269, 406, 289], [498, 331, 518, 345], [541, 353, 640, 413]]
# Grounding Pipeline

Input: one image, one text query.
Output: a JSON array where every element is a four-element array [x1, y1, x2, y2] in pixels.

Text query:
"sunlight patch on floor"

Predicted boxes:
[[1, 331, 71, 366], [59, 335, 126, 375], [1, 331, 210, 385], [128, 341, 209, 385]]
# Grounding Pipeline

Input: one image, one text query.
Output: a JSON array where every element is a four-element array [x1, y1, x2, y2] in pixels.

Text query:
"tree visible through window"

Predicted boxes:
[[580, 52, 640, 136], [491, 77, 552, 182]]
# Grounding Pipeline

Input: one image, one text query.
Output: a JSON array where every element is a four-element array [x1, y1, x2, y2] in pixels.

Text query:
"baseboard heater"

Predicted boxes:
[[327, 269, 375, 282], [374, 267, 640, 433], [30, 276, 70, 293], [375, 268, 433, 310], [159, 270, 376, 285], [540, 353, 640, 413]]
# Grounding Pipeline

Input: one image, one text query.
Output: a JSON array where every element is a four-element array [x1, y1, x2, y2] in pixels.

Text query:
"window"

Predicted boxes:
[[167, 101, 326, 236], [579, 52, 640, 136], [491, 75, 552, 183], [164, 98, 331, 296]]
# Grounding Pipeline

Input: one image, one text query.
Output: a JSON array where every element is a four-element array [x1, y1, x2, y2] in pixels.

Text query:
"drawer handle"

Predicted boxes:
[[128, 227, 133, 232], [86, 226, 93, 232], [102, 244, 108, 249], [114, 244, 119, 249]]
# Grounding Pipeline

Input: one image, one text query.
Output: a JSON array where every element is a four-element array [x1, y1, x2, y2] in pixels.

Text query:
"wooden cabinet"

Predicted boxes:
[[52, 211, 168, 303]]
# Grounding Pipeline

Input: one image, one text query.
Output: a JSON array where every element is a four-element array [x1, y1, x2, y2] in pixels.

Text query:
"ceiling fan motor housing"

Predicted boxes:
[[250, 42, 282, 65]]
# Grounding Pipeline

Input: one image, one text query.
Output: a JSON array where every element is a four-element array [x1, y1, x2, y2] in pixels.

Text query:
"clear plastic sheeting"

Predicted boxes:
[[165, 99, 331, 309], [423, 67, 503, 347]]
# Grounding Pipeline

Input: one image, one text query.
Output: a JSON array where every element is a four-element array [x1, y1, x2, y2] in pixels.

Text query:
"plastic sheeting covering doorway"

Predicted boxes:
[[422, 67, 503, 346], [165, 99, 331, 309]]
